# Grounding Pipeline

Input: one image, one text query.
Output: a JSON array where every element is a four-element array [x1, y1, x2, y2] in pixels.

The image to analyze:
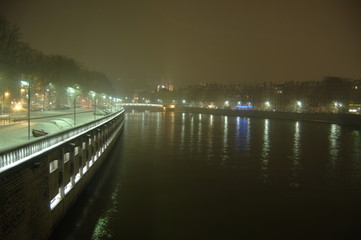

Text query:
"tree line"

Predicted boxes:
[[0, 14, 115, 100]]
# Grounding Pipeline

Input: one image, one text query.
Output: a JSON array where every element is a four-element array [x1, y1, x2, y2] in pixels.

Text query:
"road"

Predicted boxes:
[[0, 108, 109, 151]]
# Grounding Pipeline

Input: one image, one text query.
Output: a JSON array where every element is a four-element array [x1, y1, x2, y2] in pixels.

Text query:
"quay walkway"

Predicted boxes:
[[0, 109, 125, 240]]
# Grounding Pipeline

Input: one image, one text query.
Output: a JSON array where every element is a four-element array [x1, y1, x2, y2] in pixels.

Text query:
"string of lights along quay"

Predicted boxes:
[[50, 110, 361, 240]]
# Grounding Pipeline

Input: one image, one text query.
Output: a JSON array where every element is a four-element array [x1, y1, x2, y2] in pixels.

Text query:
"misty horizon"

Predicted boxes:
[[1, 0, 360, 91]]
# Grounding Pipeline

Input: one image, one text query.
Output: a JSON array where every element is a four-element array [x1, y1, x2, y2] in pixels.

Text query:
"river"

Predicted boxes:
[[49, 111, 361, 239]]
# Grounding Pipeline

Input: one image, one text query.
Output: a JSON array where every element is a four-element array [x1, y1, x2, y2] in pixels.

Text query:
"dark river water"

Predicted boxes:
[[50, 111, 361, 239]]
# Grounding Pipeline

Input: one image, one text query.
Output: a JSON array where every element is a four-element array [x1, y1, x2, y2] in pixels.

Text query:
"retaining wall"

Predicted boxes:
[[0, 111, 124, 240]]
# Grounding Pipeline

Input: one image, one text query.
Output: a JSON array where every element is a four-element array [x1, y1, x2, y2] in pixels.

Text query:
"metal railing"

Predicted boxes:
[[0, 109, 124, 173], [121, 103, 164, 107]]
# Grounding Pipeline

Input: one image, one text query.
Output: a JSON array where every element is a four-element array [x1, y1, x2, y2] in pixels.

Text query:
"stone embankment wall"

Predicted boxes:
[[0, 111, 124, 240], [176, 107, 361, 127]]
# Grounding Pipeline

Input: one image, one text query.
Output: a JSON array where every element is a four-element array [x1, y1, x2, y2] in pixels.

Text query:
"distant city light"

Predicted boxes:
[[235, 105, 253, 110]]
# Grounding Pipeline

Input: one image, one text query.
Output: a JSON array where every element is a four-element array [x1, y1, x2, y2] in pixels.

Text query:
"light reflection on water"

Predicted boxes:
[[329, 123, 340, 169], [180, 113, 185, 151], [352, 131, 361, 180], [51, 111, 361, 239], [221, 116, 229, 166], [196, 114, 203, 154], [124, 111, 361, 186], [290, 121, 301, 186], [293, 121, 301, 161], [207, 115, 214, 164], [91, 184, 119, 240], [260, 119, 270, 182]]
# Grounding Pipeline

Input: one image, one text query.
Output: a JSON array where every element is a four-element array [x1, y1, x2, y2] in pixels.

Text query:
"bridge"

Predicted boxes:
[[0, 109, 125, 240], [121, 103, 176, 111]]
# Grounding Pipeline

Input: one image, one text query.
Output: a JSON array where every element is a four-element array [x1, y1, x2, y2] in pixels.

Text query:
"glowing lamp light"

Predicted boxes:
[[235, 105, 253, 110], [13, 103, 23, 111], [21, 80, 29, 86], [68, 87, 75, 94]]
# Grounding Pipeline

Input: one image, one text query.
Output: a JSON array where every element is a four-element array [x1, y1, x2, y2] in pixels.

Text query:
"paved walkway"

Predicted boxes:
[[0, 109, 107, 151]]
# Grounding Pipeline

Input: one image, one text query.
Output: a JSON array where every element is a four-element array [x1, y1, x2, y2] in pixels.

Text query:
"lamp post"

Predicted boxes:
[[90, 91, 96, 119], [68, 87, 76, 126], [1, 94, 3, 114], [265, 101, 271, 111], [296, 100, 302, 113], [1, 92, 9, 114], [109, 96, 113, 112], [21, 81, 30, 140]]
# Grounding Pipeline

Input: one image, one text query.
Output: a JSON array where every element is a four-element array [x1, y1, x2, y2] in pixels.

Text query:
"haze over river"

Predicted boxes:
[[50, 111, 361, 239]]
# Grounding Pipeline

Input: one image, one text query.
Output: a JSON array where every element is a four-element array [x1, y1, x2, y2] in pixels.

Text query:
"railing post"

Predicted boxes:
[[59, 146, 65, 199], [68, 143, 76, 187]]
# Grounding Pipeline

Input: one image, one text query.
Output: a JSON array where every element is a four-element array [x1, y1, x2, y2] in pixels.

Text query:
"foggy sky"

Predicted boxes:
[[1, 0, 361, 89]]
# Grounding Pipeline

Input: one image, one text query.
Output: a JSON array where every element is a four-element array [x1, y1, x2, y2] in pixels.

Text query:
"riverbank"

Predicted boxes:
[[175, 106, 361, 127]]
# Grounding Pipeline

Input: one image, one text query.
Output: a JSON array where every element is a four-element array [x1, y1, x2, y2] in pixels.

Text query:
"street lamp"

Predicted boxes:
[[265, 101, 271, 110], [21, 81, 30, 140], [89, 91, 97, 119], [68, 87, 76, 126], [109, 96, 112, 112], [296, 100, 302, 113], [1, 92, 10, 114]]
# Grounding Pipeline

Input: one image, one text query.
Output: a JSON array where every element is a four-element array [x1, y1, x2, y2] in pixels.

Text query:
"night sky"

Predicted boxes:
[[1, 0, 361, 89]]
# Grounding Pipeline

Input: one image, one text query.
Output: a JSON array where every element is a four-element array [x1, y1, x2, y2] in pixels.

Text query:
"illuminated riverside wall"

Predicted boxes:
[[0, 111, 124, 240], [176, 107, 361, 127]]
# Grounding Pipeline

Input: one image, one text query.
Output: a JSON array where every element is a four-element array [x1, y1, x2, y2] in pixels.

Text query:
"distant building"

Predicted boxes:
[[156, 83, 173, 92]]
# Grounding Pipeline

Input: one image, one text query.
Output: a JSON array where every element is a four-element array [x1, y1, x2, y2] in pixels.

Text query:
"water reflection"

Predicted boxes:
[[246, 118, 251, 148], [291, 121, 301, 187], [91, 184, 119, 240], [221, 116, 229, 166], [293, 121, 301, 161], [352, 130, 361, 172], [207, 115, 214, 164], [168, 112, 175, 146], [329, 124, 340, 168], [260, 119, 270, 182], [209, 114, 214, 127], [180, 113, 186, 151], [197, 114, 203, 154], [235, 117, 251, 151], [53, 112, 361, 239], [189, 114, 194, 151]]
